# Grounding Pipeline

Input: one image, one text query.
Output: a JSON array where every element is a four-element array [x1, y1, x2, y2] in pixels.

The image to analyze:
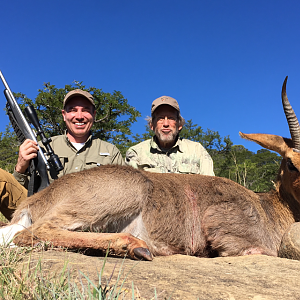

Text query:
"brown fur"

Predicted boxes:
[[7, 133, 300, 260]]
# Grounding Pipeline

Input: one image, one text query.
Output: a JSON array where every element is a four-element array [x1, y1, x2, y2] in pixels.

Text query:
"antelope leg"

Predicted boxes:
[[13, 222, 153, 261]]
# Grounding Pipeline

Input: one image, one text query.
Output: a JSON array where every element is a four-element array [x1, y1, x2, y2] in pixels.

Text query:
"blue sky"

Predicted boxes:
[[1, 0, 300, 153]]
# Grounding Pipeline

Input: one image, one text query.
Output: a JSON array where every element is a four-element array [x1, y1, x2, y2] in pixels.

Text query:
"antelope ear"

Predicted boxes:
[[239, 132, 293, 157]]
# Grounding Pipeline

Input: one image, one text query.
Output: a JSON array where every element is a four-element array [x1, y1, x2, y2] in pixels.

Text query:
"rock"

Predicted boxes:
[[20, 250, 300, 299], [279, 222, 300, 260]]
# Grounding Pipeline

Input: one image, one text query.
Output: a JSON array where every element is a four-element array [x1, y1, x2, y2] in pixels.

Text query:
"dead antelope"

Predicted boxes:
[[1, 76, 300, 261]]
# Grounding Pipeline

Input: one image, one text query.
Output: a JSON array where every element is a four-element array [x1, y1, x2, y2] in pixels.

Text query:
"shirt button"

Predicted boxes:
[[75, 167, 78, 170]]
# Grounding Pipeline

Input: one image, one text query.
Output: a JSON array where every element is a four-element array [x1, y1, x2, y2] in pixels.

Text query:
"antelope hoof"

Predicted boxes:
[[133, 247, 153, 261]]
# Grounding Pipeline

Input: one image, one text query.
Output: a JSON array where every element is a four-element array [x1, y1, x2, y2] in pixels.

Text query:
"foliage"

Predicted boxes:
[[225, 146, 281, 192], [0, 126, 19, 173]]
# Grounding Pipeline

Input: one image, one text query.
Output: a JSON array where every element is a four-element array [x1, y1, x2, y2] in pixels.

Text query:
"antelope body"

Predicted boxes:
[[1, 77, 300, 261]]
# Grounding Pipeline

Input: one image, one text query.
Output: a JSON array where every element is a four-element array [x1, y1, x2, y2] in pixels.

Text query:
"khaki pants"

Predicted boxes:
[[0, 169, 27, 220]]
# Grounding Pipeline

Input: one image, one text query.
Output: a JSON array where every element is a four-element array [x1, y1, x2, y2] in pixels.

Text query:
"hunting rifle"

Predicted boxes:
[[0, 70, 63, 196]]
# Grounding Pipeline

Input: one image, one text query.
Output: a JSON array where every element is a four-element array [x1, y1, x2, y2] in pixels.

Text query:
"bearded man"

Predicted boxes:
[[125, 96, 214, 175]]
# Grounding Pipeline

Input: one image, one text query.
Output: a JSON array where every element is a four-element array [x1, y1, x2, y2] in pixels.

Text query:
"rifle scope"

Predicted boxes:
[[24, 105, 64, 173]]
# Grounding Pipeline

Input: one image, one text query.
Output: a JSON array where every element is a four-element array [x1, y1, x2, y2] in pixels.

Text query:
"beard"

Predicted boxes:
[[155, 127, 179, 146]]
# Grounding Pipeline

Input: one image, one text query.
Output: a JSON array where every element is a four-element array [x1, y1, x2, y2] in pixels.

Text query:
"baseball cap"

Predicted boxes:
[[63, 89, 95, 108], [151, 96, 180, 114]]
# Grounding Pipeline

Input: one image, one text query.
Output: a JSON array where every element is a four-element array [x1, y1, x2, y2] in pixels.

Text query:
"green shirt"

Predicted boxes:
[[125, 137, 215, 175], [14, 132, 125, 188]]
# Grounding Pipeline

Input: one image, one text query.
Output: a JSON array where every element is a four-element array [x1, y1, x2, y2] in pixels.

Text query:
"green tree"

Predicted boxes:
[[248, 149, 281, 191], [0, 126, 19, 173], [225, 145, 281, 192]]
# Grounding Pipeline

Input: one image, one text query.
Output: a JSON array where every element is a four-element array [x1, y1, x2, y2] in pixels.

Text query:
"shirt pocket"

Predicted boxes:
[[84, 153, 112, 169], [177, 163, 199, 174]]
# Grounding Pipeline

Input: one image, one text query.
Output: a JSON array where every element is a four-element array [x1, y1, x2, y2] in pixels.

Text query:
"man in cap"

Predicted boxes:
[[125, 96, 214, 175], [0, 89, 124, 220]]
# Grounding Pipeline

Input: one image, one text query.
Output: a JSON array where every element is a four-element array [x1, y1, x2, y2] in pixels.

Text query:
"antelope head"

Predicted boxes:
[[240, 77, 300, 202]]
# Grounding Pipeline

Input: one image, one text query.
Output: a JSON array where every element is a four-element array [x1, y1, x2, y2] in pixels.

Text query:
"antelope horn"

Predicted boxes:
[[281, 76, 300, 150]]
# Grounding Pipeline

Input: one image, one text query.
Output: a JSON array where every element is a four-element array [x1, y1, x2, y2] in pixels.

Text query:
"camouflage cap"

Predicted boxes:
[[63, 89, 95, 108], [151, 96, 180, 114]]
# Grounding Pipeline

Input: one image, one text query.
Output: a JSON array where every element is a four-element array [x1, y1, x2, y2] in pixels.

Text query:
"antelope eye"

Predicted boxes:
[[287, 158, 299, 172]]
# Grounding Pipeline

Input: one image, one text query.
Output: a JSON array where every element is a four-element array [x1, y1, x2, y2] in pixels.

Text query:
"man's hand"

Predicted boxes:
[[15, 139, 39, 174]]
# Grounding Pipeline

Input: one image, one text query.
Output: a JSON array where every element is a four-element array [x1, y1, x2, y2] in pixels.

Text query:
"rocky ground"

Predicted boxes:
[[20, 250, 300, 300]]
